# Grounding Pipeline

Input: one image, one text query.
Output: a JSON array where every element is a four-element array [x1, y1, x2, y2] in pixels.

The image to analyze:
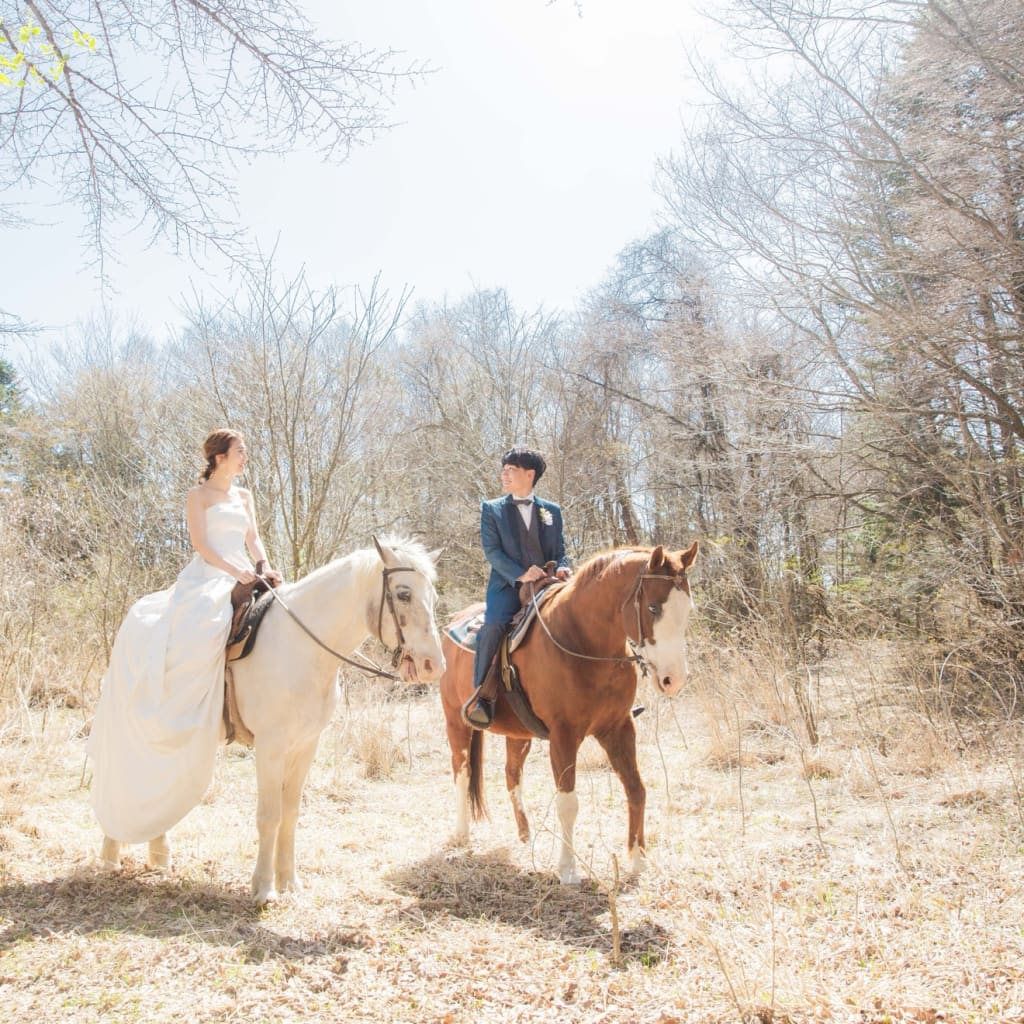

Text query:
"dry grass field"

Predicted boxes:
[[1, 645, 1023, 1023]]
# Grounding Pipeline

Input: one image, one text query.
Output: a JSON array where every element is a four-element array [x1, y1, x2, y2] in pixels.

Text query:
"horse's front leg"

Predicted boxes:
[[596, 717, 647, 875], [251, 745, 287, 904], [147, 833, 171, 872], [549, 730, 581, 885], [505, 737, 532, 843], [445, 705, 473, 846], [275, 739, 319, 894]]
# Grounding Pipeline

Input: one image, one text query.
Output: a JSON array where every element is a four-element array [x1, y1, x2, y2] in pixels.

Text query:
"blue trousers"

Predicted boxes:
[[472, 621, 506, 690]]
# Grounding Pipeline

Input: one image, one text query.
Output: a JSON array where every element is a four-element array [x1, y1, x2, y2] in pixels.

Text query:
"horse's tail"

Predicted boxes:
[[467, 728, 488, 821]]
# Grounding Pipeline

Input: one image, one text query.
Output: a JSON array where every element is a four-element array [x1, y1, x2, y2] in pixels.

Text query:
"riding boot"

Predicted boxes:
[[464, 621, 504, 729]]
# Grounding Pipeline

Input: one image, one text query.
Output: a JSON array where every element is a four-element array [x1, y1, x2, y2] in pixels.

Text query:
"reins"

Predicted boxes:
[[526, 563, 689, 677], [256, 561, 422, 682]]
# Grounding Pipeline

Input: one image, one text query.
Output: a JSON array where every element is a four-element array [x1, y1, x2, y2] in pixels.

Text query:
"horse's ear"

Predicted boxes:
[[680, 540, 699, 570], [372, 535, 395, 566], [428, 547, 443, 565], [647, 545, 665, 570]]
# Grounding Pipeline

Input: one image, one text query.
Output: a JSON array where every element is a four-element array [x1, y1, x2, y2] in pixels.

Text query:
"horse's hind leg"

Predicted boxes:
[[147, 833, 171, 872], [505, 737, 532, 843], [99, 836, 121, 870], [275, 738, 319, 894], [595, 717, 647, 875]]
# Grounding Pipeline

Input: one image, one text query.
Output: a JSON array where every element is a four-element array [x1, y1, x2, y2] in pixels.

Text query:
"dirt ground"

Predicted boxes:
[[1, 672, 1023, 1023]]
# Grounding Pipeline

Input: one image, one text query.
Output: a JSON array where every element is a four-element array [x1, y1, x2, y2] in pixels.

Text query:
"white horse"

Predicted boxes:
[[100, 536, 445, 905]]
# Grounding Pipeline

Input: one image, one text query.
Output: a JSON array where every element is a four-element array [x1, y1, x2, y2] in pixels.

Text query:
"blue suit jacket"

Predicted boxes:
[[481, 494, 570, 623]]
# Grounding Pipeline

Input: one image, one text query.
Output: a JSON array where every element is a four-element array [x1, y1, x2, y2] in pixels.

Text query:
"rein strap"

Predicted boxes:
[[259, 563, 420, 682], [527, 564, 689, 675]]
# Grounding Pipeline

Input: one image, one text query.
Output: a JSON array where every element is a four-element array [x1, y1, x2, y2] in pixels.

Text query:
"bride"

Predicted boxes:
[[88, 428, 282, 856]]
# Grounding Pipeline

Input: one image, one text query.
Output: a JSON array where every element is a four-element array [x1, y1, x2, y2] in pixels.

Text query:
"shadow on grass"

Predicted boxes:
[[385, 848, 672, 966], [0, 866, 368, 966]]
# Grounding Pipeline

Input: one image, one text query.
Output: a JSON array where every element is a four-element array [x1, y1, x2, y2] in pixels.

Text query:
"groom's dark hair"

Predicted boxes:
[[502, 447, 546, 484]]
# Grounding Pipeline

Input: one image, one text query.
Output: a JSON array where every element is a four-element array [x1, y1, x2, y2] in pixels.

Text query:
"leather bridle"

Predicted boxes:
[[258, 561, 427, 681], [621, 567, 690, 647], [527, 561, 689, 676], [376, 564, 423, 669]]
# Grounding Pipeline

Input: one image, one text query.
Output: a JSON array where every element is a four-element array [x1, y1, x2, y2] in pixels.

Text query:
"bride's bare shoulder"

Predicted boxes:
[[187, 483, 216, 509]]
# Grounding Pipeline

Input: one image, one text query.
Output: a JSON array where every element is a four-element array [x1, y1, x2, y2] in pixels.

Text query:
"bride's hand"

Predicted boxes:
[[234, 569, 257, 584]]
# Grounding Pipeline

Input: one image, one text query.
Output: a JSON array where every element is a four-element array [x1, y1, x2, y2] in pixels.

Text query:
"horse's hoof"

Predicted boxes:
[[559, 868, 582, 886], [277, 877, 302, 894], [252, 872, 279, 905], [99, 838, 121, 869], [628, 848, 647, 876], [446, 831, 470, 849], [253, 888, 278, 907]]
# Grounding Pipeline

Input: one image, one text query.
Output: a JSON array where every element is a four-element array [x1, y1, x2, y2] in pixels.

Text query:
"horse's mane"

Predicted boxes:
[[568, 546, 652, 589], [287, 534, 437, 589], [350, 533, 439, 582]]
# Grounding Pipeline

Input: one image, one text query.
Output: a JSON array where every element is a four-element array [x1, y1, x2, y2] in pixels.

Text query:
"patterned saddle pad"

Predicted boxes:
[[446, 603, 486, 653], [444, 585, 562, 654]]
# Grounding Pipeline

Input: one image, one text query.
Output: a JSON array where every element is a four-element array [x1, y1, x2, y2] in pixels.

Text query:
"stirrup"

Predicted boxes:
[[461, 694, 494, 730]]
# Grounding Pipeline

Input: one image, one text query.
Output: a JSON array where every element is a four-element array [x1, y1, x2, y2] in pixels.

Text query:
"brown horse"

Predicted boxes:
[[440, 542, 698, 884]]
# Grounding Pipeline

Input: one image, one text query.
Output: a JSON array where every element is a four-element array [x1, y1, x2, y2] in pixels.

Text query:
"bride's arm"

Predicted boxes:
[[186, 488, 256, 583], [240, 489, 283, 584]]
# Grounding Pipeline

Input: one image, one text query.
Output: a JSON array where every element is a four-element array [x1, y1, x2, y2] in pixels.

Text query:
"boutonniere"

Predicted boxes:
[[538, 507, 553, 527]]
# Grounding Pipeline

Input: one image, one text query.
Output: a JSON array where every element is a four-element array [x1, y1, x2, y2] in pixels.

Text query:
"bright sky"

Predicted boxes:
[[7, 0, 715, 342]]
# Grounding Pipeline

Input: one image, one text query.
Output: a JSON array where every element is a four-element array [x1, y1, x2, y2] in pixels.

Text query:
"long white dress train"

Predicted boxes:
[[88, 499, 252, 843]]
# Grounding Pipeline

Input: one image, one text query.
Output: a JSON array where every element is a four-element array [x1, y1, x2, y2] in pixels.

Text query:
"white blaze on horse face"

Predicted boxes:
[[393, 579, 446, 683], [641, 587, 694, 696], [407, 598, 444, 679], [410, 584, 446, 681]]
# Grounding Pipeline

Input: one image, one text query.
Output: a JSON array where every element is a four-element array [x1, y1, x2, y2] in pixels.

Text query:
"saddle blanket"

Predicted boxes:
[[445, 603, 487, 653], [445, 586, 561, 654]]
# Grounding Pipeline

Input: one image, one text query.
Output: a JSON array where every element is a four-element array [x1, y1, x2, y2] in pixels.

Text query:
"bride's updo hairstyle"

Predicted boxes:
[[200, 428, 243, 482]]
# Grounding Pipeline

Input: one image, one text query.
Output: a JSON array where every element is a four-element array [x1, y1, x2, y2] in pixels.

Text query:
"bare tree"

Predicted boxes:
[[1, 1, 420, 285], [659, 0, 1024, 688], [175, 263, 411, 575], [566, 231, 830, 638], [393, 290, 565, 601], [2, 316, 195, 680]]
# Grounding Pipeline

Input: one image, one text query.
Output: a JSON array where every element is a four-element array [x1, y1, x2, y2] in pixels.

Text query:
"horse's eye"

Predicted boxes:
[[647, 603, 661, 618], [396, 587, 413, 603]]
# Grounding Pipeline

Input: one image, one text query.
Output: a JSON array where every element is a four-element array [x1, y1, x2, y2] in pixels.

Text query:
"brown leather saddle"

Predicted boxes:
[[226, 560, 279, 663], [223, 560, 280, 746]]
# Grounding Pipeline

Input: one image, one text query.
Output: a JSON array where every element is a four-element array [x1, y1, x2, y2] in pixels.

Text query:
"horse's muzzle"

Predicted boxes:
[[657, 672, 687, 697], [401, 651, 445, 683]]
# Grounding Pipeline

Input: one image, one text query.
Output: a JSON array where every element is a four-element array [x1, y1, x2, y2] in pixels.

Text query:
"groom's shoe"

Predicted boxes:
[[462, 696, 494, 730]]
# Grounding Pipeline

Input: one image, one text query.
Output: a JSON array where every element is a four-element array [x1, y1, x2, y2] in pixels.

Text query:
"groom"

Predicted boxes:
[[463, 447, 571, 729]]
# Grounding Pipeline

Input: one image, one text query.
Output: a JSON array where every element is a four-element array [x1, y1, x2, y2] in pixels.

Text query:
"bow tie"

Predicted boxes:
[[513, 498, 533, 506]]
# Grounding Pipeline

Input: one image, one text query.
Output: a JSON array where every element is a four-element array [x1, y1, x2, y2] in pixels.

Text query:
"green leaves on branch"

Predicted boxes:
[[0, 17, 96, 88]]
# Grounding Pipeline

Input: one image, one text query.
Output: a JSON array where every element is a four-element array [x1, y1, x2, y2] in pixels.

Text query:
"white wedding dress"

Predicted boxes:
[[88, 498, 252, 843]]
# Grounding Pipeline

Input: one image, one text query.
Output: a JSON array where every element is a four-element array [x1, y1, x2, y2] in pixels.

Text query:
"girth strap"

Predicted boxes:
[[497, 634, 550, 740]]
